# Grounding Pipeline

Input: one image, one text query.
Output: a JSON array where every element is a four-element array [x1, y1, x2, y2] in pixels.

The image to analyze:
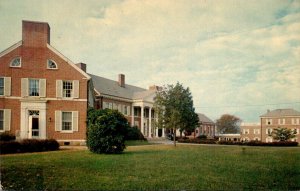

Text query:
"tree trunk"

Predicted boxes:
[[173, 128, 176, 147]]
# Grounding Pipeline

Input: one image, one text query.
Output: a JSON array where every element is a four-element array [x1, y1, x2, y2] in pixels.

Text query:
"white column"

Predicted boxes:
[[148, 107, 152, 138], [155, 112, 158, 137], [141, 106, 144, 135], [131, 106, 134, 126], [162, 128, 165, 137]]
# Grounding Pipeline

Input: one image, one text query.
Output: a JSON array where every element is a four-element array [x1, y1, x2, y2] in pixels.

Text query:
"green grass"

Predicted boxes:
[[1, 145, 300, 190], [125, 140, 153, 146]]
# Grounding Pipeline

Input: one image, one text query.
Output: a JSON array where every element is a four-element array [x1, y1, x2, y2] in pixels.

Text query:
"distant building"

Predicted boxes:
[[194, 113, 216, 138], [260, 108, 300, 142], [90, 73, 165, 138], [240, 123, 261, 142], [218, 134, 241, 142]]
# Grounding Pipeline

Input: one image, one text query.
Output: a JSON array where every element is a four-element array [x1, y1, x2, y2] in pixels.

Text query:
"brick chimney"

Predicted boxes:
[[22, 20, 50, 47], [75, 63, 87, 72], [118, 74, 125, 88]]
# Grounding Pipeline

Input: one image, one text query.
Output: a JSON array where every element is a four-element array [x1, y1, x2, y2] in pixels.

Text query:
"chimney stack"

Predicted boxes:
[[118, 74, 125, 88], [75, 63, 87, 72], [22, 20, 50, 47]]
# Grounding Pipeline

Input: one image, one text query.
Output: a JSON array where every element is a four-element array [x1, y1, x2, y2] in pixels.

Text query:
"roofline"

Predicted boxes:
[[260, 115, 300, 118], [47, 44, 91, 79], [0, 41, 22, 58]]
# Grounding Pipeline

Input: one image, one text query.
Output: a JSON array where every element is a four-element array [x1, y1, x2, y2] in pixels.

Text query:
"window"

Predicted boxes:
[[134, 108, 139, 117], [266, 137, 273, 143], [0, 78, 3, 96], [47, 59, 57, 69], [63, 81, 73, 97], [10, 57, 21, 67], [254, 129, 260, 134], [243, 129, 249, 134], [254, 137, 260, 141], [0, 110, 3, 131], [278, 118, 285, 125], [62, 112, 72, 131], [108, 103, 113, 109], [29, 79, 39, 96], [266, 128, 272, 135], [266, 119, 272, 125]]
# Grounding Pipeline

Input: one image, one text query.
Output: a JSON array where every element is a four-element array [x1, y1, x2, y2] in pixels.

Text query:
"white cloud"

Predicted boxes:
[[1, 0, 300, 122]]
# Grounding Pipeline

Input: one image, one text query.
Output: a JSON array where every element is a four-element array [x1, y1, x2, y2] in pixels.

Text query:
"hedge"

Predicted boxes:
[[178, 138, 216, 144], [0, 132, 16, 142], [0, 139, 60, 154], [218, 140, 298, 147]]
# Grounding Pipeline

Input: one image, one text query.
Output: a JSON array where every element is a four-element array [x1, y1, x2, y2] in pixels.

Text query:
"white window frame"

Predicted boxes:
[[63, 80, 73, 98], [266, 128, 272, 135], [47, 59, 58, 69], [254, 129, 260, 134], [62, 111, 73, 132], [278, 118, 285, 125], [29, 79, 40, 97], [55, 110, 78, 133], [10, 57, 21, 67], [266, 137, 273, 143]]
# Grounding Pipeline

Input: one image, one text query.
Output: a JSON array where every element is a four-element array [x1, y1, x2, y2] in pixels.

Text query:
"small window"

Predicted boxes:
[[10, 57, 21, 67], [0, 78, 4, 96], [0, 110, 3, 131], [47, 59, 57, 69], [29, 79, 39, 96], [63, 81, 73, 97], [62, 112, 72, 131]]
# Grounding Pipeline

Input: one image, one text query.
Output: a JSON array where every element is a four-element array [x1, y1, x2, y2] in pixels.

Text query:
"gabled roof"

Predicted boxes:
[[89, 73, 154, 100], [198, 113, 214, 124], [260, 109, 300, 117]]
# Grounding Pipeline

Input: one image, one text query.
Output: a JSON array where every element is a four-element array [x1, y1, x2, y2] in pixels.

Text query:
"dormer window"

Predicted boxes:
[[47, 59, 57, 69], [10, 57, 21, 67]]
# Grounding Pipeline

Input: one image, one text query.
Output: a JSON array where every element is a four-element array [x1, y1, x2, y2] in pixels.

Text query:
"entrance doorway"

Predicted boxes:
[[28, 110, 39, 139]]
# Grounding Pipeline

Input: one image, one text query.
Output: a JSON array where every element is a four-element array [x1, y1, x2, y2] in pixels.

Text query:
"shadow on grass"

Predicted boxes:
[[1, 166, 46, 191]]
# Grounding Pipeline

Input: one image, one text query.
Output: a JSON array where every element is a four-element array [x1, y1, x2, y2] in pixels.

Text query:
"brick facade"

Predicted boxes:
[[0, 21, 91, 145]]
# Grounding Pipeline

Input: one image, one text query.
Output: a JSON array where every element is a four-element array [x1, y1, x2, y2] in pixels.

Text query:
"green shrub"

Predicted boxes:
[[87, 108, 129, 154], [217, 140, 298, 146], [196, 135, 207, 139], [0, 139, 60, 154], [0, 132, 16, 142], [125, 126, 146, 140]]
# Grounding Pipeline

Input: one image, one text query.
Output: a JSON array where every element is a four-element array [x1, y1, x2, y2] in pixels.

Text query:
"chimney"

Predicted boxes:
[[75, 63, 87, 72], [118, 74, 125, 87], [22, 20, 50, 47]]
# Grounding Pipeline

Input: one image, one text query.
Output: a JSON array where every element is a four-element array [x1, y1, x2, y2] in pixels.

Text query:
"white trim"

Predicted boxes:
[[3, 96, 87, 102], [47, 44, 91, 79], [47, 59, 58, 69], [10, 57, 22, 68], [0, 41, 22, 57]]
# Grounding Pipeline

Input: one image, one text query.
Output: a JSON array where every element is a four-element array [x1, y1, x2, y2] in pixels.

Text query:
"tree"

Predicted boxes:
[[271, 127, 296, 142], [154, 82, 199, 146], [87, 108, 129, 154], [216, 114, 241, 134]]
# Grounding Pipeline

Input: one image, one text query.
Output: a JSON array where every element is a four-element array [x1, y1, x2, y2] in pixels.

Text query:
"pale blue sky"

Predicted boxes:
[[1, 0, 300, 122]]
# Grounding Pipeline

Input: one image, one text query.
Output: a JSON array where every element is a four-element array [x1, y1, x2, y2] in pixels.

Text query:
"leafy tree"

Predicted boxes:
[[271, 127, 296, 142], [154, 82, 199, 146], [87, 108, 129, 154], [216, 114, 241, 134]]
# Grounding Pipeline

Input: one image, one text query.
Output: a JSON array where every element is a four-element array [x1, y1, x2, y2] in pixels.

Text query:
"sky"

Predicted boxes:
[[1, 0, 300, 123]]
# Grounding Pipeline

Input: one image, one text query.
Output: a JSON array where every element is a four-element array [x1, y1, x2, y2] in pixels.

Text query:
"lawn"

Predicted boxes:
[[1, 145, 299, 190]]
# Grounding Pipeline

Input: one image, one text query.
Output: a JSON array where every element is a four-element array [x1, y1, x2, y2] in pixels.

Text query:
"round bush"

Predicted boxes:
[[87, 109, 129, 154]]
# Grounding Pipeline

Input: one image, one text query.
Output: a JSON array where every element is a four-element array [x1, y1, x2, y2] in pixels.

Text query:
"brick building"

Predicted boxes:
[[0, 21, 93, 145], [240, 123, 261, 142], [90, 73, 165, 138], [260, 109, 300, 142], [194, 113, 215, 138]]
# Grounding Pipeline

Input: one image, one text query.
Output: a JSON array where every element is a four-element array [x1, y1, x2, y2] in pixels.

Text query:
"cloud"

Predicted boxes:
[[1, 0, 299, 122]]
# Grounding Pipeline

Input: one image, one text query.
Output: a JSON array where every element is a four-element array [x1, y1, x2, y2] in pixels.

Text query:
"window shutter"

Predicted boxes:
[[72, 111, 79, 131], [73, 80, 79, 98], [4, 77, 11, 96], [127, 106, 130, 115], [39, 79, 46, 97], [4, 109, 11, 131], [55, 111, 61, 131], [21, 78, 28, 97], [56, 80, 62, 98]]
